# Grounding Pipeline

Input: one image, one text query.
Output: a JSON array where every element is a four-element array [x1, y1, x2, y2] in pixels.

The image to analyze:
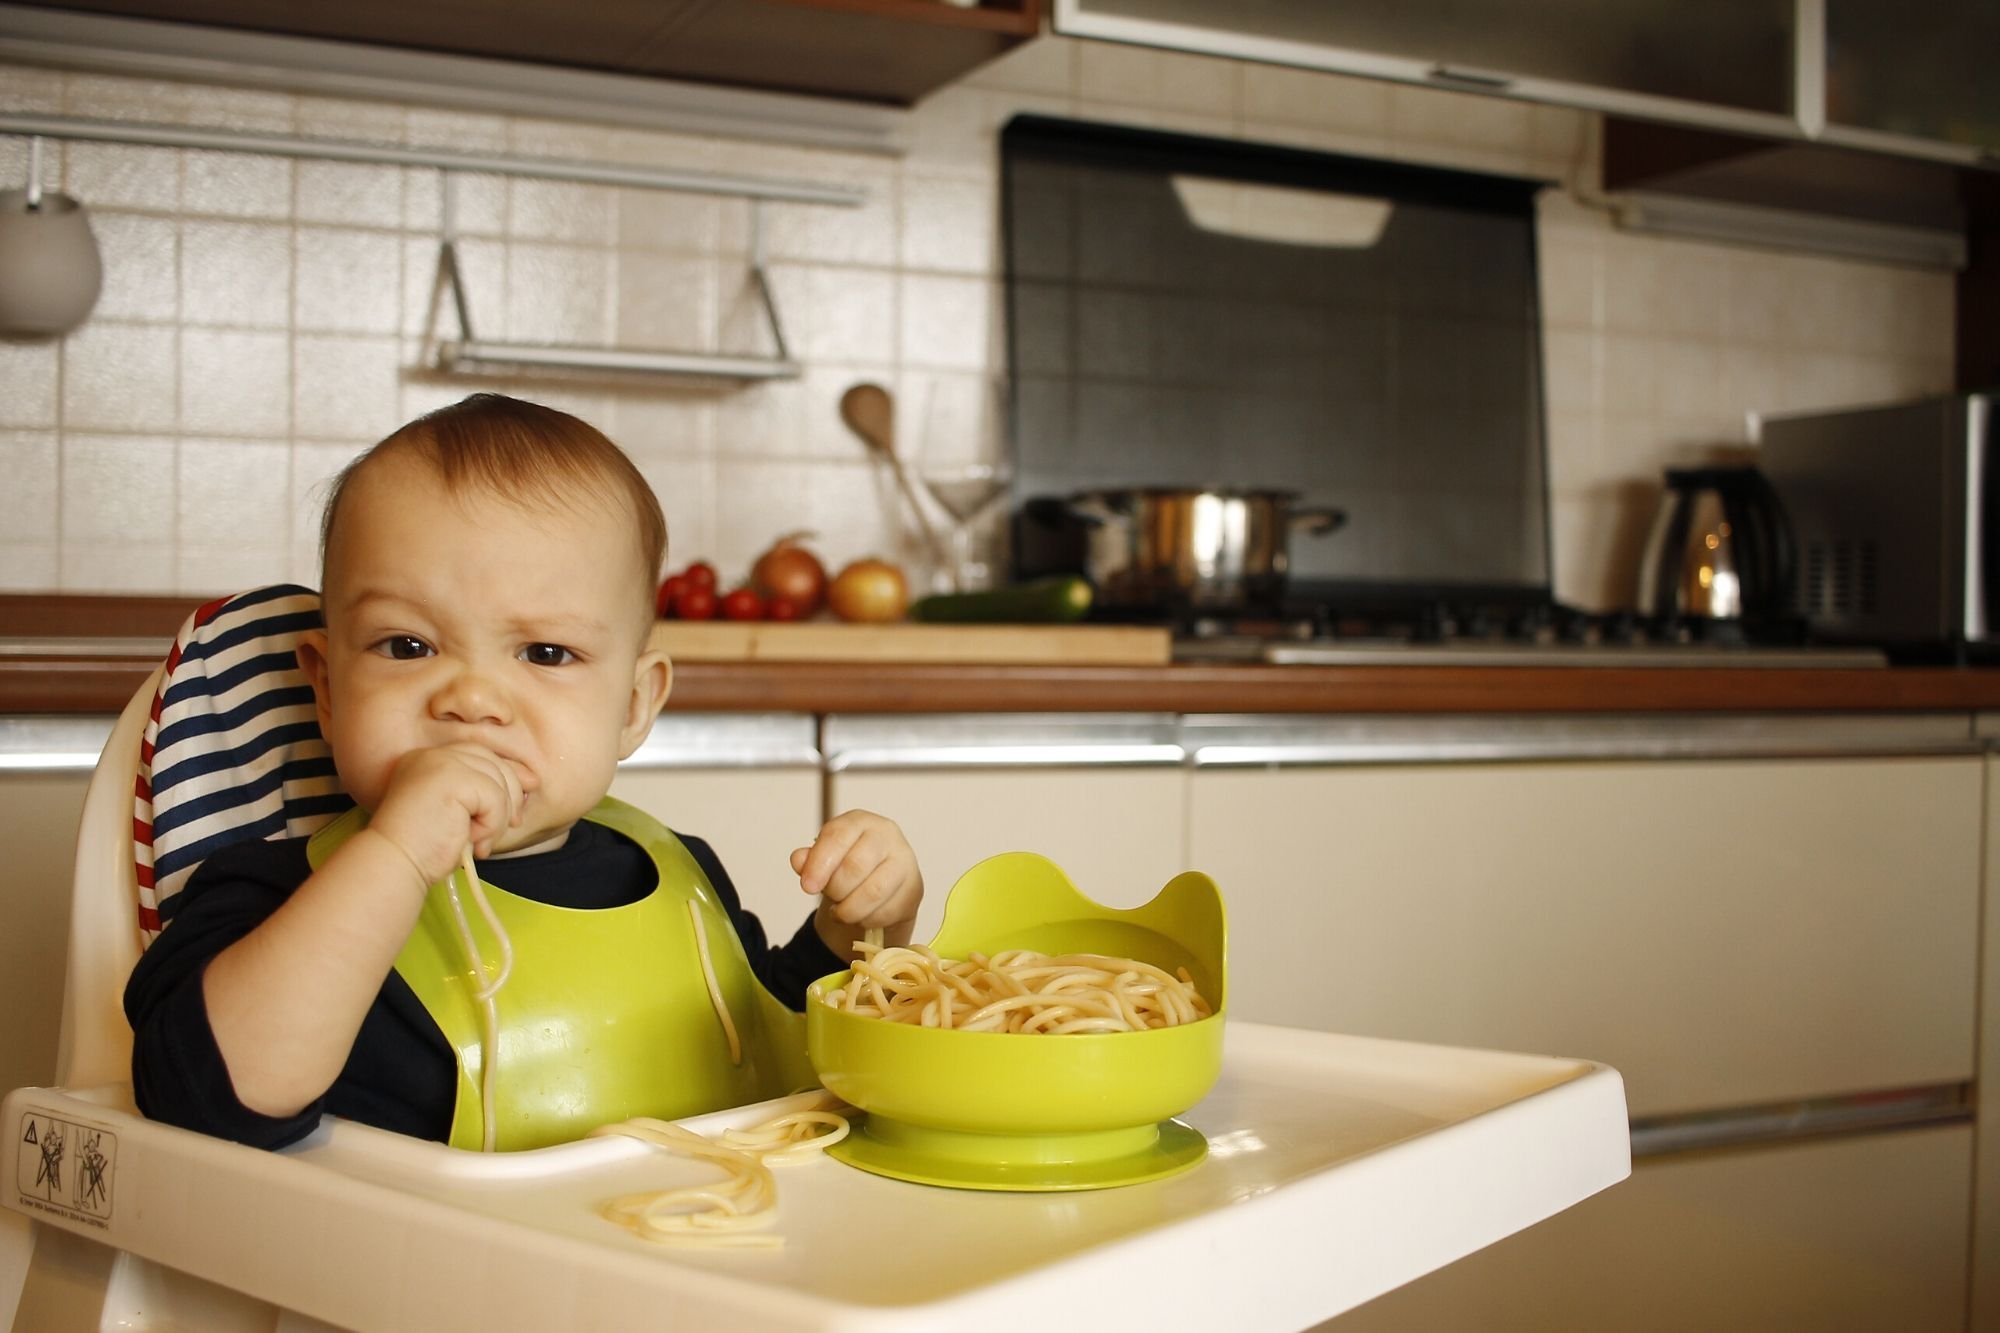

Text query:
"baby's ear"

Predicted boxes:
[[296, 630, 334, 735], [619, 648, 672, 758]]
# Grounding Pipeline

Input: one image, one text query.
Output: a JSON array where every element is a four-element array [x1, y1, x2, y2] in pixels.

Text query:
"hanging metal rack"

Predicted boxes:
[[0, 111, 864, 381]]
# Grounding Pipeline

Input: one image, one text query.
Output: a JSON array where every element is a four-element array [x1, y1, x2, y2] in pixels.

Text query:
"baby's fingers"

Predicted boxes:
[[823, 858, 907, 925], [795, 815, 874, 895]]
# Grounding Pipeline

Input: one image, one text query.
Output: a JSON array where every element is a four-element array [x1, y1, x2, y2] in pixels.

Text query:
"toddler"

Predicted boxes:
[[126, 393, 924, 1151]]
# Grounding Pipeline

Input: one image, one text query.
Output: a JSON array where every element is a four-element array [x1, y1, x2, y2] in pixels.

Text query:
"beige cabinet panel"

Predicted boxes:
[[0, 768, 93, 1088], [1190, 757, 1981, 1115], [1326, 1125, 1972, 1333], [609, 768, 825, 946], [828, 768, 1190, 945], [0, 771, 92, 1097], [1975, 755, 2000, 1330]]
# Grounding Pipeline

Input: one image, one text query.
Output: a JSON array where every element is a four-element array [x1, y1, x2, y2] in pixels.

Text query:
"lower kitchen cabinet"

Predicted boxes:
[[1188, 752, 1983, 1329], [1323, 1124, 1973, 1333], [0, 769, 93, 1098], [826, 766, 1190, 945], [1189, 756, 1982, 1117], [608, 765, 825, 939]]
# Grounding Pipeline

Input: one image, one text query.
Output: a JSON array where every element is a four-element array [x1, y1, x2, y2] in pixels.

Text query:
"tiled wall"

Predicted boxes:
[[0, 36, 1957, 609]]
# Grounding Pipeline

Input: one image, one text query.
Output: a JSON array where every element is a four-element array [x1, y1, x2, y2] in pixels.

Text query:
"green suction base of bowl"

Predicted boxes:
[[828, 1115, 1207, 1192]]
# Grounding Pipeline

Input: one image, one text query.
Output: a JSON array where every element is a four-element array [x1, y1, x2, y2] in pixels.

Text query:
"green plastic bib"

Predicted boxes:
[[308, 797, 815, 1151]]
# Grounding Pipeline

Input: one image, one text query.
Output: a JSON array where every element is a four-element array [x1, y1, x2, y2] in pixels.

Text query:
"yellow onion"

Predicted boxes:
[[751, 532, 827, 617], [827, 558, 909, 623]]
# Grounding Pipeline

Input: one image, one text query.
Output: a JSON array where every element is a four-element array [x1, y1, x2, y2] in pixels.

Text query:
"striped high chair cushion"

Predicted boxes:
[[134, 584, 353, 943]]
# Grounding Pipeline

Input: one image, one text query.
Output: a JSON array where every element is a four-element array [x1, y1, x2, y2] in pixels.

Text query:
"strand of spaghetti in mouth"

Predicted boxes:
[[443, 845, 514, 1151], [827, 941, 1211, 1033]]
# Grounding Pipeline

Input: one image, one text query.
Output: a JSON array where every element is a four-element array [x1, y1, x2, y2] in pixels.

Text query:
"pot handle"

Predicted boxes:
[[1290, 506, 1346, 537]]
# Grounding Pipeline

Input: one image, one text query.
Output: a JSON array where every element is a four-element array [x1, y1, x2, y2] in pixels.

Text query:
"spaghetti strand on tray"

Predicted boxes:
[[591, 1093, 852, 1249], [824, 942, 1211, 1033]]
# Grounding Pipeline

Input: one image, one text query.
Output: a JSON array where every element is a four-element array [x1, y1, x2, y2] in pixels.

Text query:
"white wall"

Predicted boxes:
[[0, 36, 1956, 609]]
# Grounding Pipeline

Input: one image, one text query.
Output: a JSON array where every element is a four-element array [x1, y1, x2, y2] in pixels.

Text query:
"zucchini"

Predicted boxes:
[[908, 576, 1094, 624]]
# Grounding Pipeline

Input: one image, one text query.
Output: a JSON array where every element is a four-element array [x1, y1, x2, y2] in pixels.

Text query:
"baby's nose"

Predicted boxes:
[[429, 665, 511, 726]]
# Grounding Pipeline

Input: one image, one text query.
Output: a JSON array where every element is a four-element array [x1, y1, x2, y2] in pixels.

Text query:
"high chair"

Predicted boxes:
[[11, 585, 351, 1332], [3, 595, 1632, 1333]]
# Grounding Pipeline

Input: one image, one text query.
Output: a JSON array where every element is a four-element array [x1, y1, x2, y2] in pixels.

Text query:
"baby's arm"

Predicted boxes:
[[201, 743, 522, 1117], [791, 809, 925, 960]]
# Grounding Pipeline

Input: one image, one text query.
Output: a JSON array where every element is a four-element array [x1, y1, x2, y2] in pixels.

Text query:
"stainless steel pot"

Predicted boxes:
[[1061, 488, 1346, 610]]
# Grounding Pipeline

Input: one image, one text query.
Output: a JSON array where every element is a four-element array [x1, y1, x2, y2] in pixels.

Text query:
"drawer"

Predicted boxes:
[[1189, 756, 1982, 1115], [1324, 1124, 1972, 1332]]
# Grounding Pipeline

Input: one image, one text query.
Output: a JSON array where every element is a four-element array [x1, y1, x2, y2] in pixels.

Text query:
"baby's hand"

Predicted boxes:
[[367, 742, 524, 885], [792, 809, 924, 953]]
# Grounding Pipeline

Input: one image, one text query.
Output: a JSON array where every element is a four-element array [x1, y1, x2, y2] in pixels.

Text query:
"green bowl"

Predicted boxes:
[[805, 853, 1227, 1190]]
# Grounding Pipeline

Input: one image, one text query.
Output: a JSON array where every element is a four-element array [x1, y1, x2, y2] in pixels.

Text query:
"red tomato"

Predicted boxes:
[[721, 587, 765, 621], [764, 594, 802, 622], [655, 573, 689, 618], [676, 586, 718, 620], [683, 561, 718, 592]]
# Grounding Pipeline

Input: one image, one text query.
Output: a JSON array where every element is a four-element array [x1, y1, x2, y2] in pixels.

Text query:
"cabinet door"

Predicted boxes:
[[1324, 1125, 1972, 1333], [608, 767, 825, 943], [0, 770, 92, 1096], [1056, 0, 1801, 132], [1188, 756, 1981, 1116], [1826, 0, 2000, 155], [828, 768, 1189, 945]]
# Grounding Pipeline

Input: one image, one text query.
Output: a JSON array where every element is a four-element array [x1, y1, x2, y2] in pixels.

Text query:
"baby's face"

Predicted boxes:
[[305, 453, 665, 856]]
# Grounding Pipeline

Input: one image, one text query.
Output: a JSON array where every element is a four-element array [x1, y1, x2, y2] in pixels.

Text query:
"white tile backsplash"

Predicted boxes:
[[0, 341, 60, 429], [181, 220, 293, 328], [0, 431, 59, 543], [295, 228, 403, 334], [176, 438, 290, 549], [293, 334, 403, 442], [87, 212, 180, 323], [1, 38, 1961, 610], [60, 434, 176, 545], [61, 323, 178, 433], [181, 330, 291, 436]]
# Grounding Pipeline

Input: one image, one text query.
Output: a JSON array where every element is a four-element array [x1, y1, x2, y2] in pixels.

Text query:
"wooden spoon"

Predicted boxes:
[[839, 382, 947, 566]]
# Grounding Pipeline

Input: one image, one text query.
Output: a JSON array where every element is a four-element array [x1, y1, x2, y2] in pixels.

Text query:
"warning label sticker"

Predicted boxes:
[[16, 1111, 115, 1230]]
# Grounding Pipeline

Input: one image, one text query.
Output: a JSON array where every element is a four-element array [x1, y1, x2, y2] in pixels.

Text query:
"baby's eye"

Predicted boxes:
[[374, 635, 432, 660], [521, 642, 575, 667]]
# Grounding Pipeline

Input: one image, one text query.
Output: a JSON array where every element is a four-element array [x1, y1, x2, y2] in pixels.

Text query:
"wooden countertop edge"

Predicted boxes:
[[10, 655, 2000, 715]]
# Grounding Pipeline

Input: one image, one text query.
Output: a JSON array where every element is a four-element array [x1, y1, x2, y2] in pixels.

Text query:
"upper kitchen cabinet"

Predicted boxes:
[[1055, 0, 2000, 168], [7, 0, 1043, 105], [1053, 0, 1807, 139], [1823, 0, 2000, 159]]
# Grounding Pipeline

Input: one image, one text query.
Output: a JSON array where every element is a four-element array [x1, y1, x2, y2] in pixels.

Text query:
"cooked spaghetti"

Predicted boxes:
[[591, 1093, 851, 1248], [822, 941, 1212, 1033]]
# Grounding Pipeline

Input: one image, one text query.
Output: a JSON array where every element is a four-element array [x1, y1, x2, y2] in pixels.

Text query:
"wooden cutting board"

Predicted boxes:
[[652, 620, 1172, 665]]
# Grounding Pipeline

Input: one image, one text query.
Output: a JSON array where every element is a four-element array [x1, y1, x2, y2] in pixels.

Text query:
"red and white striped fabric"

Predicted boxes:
[[134, 585, 352, 944]]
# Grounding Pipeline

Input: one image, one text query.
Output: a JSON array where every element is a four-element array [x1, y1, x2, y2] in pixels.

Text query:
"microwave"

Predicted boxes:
[[1758, 393, 1995, 658]]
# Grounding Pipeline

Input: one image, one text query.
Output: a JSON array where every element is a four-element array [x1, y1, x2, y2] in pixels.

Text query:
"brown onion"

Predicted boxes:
[[826, 558, 909, 623], [750, 532, 827, 617]]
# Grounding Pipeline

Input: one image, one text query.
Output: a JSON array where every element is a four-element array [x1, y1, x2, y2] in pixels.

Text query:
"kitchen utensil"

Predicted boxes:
[[0, 140, 102, 338], [806, 852, 1227, 1191], [1635, 465, 1795, 625], [839, 383, 950, 570], [1023, 488, 1346, 612]]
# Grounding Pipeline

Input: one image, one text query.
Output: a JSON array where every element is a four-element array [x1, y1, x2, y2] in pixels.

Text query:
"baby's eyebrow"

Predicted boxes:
[[504, 612, 611, 639]]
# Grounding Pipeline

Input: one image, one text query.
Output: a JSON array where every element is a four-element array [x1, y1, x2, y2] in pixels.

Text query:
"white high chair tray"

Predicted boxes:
[[6, 1022, 1628, 1332]]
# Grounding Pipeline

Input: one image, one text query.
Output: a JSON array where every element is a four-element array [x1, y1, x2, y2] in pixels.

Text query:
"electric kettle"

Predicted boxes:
[[1635, 465, 1796, 624]]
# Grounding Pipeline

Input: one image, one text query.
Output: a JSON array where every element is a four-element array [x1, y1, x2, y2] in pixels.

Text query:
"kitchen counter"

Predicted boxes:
[[7, 594, 2000, 716]]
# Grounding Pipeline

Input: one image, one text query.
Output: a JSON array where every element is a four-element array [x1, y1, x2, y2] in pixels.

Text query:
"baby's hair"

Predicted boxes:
[[321, 394, 667, 622]]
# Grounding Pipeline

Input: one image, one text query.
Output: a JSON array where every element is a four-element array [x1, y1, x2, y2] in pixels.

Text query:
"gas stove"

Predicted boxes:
[[1165, 601, 1889, 668]]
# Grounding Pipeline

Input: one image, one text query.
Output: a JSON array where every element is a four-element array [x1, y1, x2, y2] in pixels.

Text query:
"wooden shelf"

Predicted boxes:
[[16, 0, 1043, 105]]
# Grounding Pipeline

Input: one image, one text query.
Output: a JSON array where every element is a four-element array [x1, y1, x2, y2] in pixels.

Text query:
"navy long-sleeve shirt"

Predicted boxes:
[[124, 821, 841, 1150]]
